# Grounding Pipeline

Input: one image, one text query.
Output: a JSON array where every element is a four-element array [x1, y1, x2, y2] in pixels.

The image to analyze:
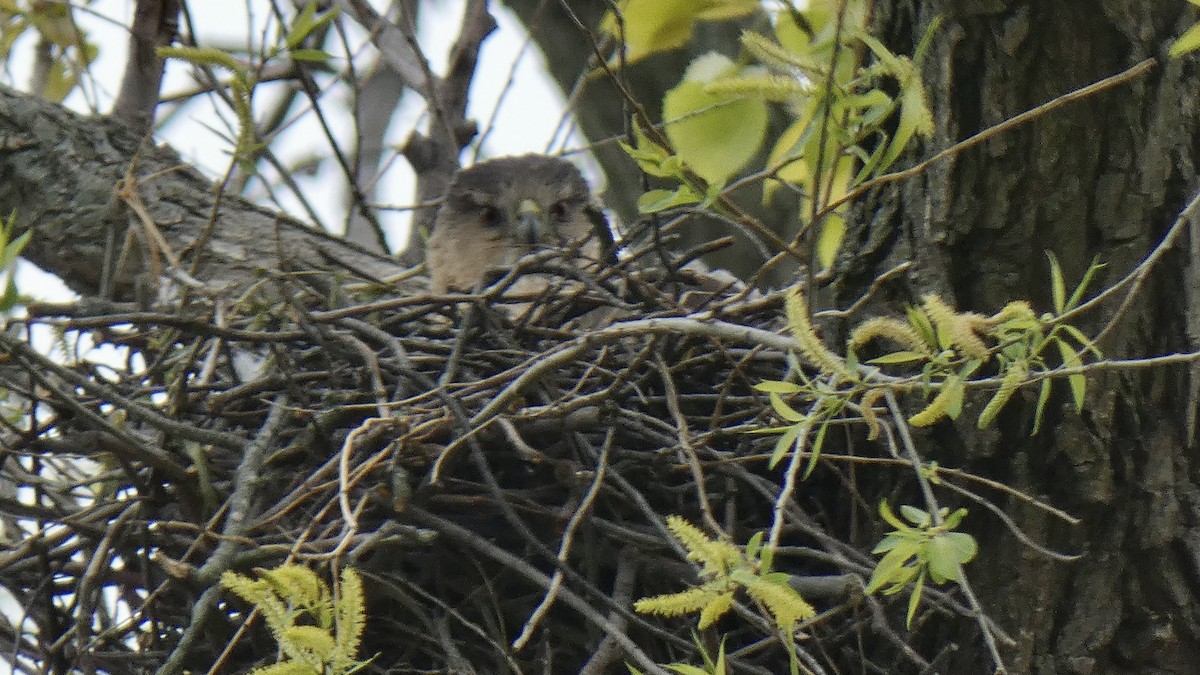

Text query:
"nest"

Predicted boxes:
[[0, 244, 972, 674]]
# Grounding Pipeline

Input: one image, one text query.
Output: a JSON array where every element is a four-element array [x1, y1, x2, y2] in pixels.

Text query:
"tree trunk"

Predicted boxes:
[[837, 2, 1200, 672]]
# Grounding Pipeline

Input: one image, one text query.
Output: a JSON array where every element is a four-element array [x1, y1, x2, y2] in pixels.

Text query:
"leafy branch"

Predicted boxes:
[[864, 500, 978, 628]]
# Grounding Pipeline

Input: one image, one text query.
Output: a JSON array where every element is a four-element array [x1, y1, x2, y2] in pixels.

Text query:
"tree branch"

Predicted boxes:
[[111, 0, 181, 134], [0, 86, 408, 301]]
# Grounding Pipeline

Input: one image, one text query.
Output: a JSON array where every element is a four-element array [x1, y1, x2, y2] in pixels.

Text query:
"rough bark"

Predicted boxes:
[[834, 2, 1200, 672]]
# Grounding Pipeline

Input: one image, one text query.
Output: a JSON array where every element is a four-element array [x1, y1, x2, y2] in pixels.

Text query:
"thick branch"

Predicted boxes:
[[0, 86, 408, 301], [111, 0, 181, 134]]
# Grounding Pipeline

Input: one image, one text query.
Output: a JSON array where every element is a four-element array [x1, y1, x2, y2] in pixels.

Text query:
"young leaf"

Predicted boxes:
[[865, 540, 919, 594], [816, 211, 846, 271], [1170, 22, 1200, 57], [1031, 377, 1053, 435], [878, 73, 933, 171], [666, 665, 712, 675], [754, 380, 805, 394], [943, 531, 978, 563], [905, 571, 925, 628], [925, 536, 964, 584], [877, 500, 912, 532], [768, 392, 807, 422], [1045, 251, 1066, 314], [637, 186, 703, 213], [1064, 256, 1104, 312], [802, 418, 829, 479], [864, 348, 926, 365], [770, 423, 803, 469], [663, 53, 768, 185], [899, 504, 931, 527], [1054, 339, 1087, 411]]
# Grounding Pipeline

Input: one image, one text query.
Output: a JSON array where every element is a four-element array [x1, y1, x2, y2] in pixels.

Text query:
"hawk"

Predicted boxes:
[[426, 154, 611, 297]]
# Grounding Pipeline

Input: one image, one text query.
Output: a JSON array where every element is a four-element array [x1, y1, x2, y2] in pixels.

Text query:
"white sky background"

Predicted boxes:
[[11, 0, 583, 300]]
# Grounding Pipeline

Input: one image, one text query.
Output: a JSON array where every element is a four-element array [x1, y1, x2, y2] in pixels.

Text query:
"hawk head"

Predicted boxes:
[[427, 154, 609, 294]]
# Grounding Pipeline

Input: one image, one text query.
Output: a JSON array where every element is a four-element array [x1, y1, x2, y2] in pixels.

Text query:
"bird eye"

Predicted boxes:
[[548, 201, 568, 221], [479, 205, 503, 227]]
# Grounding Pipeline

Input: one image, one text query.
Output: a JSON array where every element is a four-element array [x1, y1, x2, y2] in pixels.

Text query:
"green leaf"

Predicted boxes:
[[816, 211, 846, 271], [944, 374, 966, 420], [1031, 377, 1052, 435], [666, 665, 711, 675], [663, 53, 768, 185], [762, 115, 810, 203], [745, 531, 764, 561], [877, 500, 910, 532], [1054, 339, 1086, 411], [925, 536, 964, 583], [905, 571, 925, 628], [0, 277, 19, 312], [1170, 22, 1200, 58], [769, 424, 803, 469], [768, 393, 806, 422], [754, 380, 805, 394], [943, 531, 978, 563], [871, 533, 903, 554], [867, 351, 929, 365], [602, 0, 696, 62], [906, 305, 937, 347], [1065, 256, 1104, 312], [637, 185, 703, 213], [865, 541, 919, 594], [941, 507, 968, 530], [6, 228, 31, 260], [602, 0, 758, 62], [1059, 323, 1102, 358], [1046, 251, 1066, 314], [284, 1, 338, 50], [759, 546, 774, 576], [289, 48, 332, 63], [694, 0, 759, 20], [878, 73, 932, 170], [620, 123, 685, 178], [881, 564, 919, 594], [899, 504, 931, 527], [802, 418, 829, 479]]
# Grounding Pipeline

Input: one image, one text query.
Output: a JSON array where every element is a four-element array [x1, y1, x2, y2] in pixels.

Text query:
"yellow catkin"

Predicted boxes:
[[849, 316, 933, 355], [987, 300, 1036, 325], [706, 74, 809, 102], [859, 388, 885, 440], [786, 286, 855, 381], [908, 378, 959, 427], [741, 31, 813, 74], [921, 294, 989, 360]]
